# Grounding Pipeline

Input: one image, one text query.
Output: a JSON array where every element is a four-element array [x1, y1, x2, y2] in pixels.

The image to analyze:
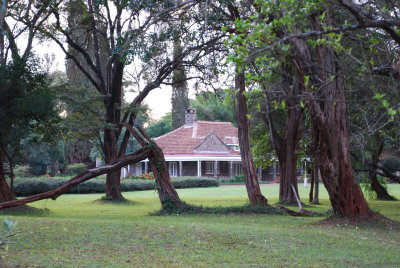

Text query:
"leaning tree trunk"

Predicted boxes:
[[235, 73, 268, 205], [123, 123, 186, 211], [368, 134, 395, 200]]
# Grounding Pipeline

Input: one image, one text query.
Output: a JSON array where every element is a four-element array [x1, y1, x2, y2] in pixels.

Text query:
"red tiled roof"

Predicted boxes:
[[154, 121, 240, 156]]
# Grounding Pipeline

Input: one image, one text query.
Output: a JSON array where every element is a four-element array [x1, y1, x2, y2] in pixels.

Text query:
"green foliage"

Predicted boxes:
[[13, 176, 218, 196], [67, 163, 87, 175], [146, 113, 172, 138], [228, 175, 244, 183], [0, 217, 17, 263], [0, 57, 61, 150], [191, 91, 235, 124], [129, 173, 155, 180], [382, 156, 400, 173], [12, 165, 32, 178]]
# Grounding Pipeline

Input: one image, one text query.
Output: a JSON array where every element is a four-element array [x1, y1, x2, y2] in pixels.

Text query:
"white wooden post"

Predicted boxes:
[[303, 161, 307, 188], [214, 161, 218, 178], [197, 160, 201, 177], [229, 161, 233, 178], [179, 161, 183, 177], [145, 161, 148, 174]]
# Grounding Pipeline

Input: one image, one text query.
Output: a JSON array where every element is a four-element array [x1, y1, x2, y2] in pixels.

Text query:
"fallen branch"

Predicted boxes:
[[0, 148, 153, 209]]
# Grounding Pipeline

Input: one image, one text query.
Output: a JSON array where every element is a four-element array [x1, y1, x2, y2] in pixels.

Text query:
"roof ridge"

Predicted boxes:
[[197, 120, 233, 124]]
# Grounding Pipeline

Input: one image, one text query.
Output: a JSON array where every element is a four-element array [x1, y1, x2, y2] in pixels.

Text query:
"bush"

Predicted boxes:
[[13, 176, 218, 196], [229, 175, 244, 183], [382, 156, 400, 173], [67, 163, 87, 175], [129, 173, 155, 180], [13, 165, 32, 178]]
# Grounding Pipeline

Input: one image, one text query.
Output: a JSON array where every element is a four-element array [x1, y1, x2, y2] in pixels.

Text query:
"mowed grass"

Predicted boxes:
[[1, 184, 400, 267]]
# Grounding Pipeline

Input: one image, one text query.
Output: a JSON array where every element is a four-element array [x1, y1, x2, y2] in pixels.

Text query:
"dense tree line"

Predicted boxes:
[[0, 0, 400, 218]]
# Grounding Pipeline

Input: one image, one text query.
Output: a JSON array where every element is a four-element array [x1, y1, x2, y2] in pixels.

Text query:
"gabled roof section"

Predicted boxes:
[[153, 121, 240, 156], [193, 132, 231, 153]]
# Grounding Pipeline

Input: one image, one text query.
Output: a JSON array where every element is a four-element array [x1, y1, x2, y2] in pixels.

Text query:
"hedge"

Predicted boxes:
[[13, 176, 219, 197]]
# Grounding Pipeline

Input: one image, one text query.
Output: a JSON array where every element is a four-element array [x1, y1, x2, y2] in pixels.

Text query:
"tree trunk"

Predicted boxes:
[[104, 128, 123, 200], [51, 161, 58, 177], [263, 63, 303, 203], [276, 113, 302, 202], [291, 11, 370, 217], [235, 73, 268, 205], [309, 162, 315, 203], [368, 134, 395, 200], [149, 146, 186, 211], [122, 123, 186, 210], [306, 49, 370, 217], [312, 161, 320, 204], [0, 146, 14, 202]]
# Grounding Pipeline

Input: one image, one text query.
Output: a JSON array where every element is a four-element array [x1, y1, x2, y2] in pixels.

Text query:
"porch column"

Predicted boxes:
[[272, 163, 276, 181], [179, 161, 183, 177], [258, 166, 262, 180], [229, 161, 233, 178], [197, 160, 201, 177], [145, 161, 148, 174], [214, 161, 218, 178]]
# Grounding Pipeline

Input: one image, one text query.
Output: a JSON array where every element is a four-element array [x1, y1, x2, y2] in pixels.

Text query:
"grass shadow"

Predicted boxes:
[[0, 205, 51, 217]]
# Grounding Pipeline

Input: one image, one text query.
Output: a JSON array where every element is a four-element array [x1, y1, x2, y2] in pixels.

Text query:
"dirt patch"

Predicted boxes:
[[313, 212, 400, 230]]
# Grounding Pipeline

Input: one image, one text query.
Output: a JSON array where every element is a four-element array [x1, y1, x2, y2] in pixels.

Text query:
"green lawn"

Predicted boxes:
[[1, 184, 400, 267]]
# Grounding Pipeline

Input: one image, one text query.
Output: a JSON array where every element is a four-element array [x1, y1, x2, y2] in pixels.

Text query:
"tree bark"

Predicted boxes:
[[123, 123, 186, 210], [305, 48, 369, 216], [235, 73, 268, 205], [263, 64, 303, 203], [0, 141, 15, 202], [309, 162, 315, 203], [290, 11, 370, 217]]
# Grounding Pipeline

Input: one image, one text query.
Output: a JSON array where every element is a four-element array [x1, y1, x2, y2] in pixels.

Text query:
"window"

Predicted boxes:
[[233, 163, 242, 176], [227, 144, 240, 152], [169, 162, 177, 177], [206, 162, 219, 174]]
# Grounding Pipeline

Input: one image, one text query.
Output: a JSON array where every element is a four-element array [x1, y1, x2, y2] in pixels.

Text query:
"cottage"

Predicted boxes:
[[127, 107, 280, 181]]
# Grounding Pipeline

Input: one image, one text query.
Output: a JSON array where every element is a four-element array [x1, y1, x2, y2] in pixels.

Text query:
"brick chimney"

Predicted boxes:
[[185, 107, 197, 126]]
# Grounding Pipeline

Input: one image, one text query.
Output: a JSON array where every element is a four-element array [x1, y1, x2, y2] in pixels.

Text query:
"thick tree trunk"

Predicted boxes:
[[290, 11, 370, 217], [122, 123, 186, 210], [235, 73, 268, 205], [0, 146, 14, 202], [276, 112, 302, 202], [104, 127, 123, 200], [149, 146, 186, 211], [264, 64, 303, 203], [306, 49, 369, 217]]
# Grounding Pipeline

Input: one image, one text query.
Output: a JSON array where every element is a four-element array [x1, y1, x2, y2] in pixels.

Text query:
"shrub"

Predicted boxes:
[[13, 176, 218, 196], [382, 156, 400, 173], [129, 173, 155, 180], [13, 165, 32, 178], [229, 175, 244, 183], [67, 163, 87, 175]]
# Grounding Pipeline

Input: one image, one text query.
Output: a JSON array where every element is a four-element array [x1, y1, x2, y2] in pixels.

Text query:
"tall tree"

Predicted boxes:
[[171, 40, 190, 129]]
